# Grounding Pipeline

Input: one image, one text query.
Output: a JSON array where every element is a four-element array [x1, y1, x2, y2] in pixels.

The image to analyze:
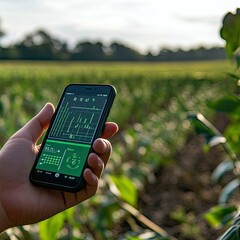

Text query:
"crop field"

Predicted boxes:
[[0, 60, 236, 239], [0, 60, 233, 138]]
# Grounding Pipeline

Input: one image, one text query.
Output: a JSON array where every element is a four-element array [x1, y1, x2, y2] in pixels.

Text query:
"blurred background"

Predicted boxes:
[[0, 1, 240, 240]]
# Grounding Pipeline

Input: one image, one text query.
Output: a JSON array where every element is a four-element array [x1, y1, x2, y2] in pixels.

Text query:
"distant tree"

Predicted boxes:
[[0, 18, 5, 49], [157, 47, 175, 61], [144, 51, 156, 61], [15, 29, 69, 60], [0, 23, 227, 61], [108, 42, 142, 61], [72, 41, 105, 60], [155, 46, 226, 62]]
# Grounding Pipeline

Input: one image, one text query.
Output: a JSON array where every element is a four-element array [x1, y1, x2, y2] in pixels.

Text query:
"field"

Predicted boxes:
[[0, 60, 236, 239]]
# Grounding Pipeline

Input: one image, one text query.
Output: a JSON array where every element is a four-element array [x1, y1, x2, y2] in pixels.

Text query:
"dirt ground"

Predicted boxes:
[[139, 114, 232, 240]]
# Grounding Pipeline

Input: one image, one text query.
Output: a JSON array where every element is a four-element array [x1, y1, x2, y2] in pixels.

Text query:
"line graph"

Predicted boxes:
[[49, 95, 107, 143]]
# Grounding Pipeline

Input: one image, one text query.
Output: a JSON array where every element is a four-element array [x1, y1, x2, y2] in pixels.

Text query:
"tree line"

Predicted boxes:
[[0, 29, 226, 61]]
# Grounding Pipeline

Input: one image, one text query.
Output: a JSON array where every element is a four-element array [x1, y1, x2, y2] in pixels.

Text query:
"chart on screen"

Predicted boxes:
[[49, 95, 106, 143]]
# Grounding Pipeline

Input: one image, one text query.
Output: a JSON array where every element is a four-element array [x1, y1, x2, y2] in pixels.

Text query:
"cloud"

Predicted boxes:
[[0, 0, 239, 51], [176, 14, 220, 25]]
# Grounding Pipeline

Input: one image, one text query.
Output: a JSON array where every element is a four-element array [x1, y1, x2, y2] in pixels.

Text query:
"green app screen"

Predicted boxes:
[[36, 91, 108, 177]]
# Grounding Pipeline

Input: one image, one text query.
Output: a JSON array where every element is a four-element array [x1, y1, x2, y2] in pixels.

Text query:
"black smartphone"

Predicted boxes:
[[30, 84, 116, 192]]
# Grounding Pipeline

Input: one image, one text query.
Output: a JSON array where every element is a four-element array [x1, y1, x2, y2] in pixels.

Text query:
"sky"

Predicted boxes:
[[0, 0, 239, 53]]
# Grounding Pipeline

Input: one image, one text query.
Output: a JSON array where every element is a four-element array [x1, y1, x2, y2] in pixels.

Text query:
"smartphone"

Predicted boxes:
[[30, 84, 116, 192]]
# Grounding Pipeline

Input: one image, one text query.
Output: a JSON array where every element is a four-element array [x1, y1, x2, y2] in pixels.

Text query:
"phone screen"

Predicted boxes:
[[30, 84, 116, 192]]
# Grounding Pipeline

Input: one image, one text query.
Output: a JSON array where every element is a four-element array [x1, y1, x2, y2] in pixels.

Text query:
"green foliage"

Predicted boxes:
[[39, 213, 65, 240], [0, 60, 235, 239], [207, 95, 240, 114], [189, 101, 240, 236], [204, 205, 237, 229], [220, 8, 240, 67], [109, 175, 138, 207], [39, 208, 74, 240], [189, 8, 240, 240], [170, 207, 201, 239], [0, 8, 236, 239]]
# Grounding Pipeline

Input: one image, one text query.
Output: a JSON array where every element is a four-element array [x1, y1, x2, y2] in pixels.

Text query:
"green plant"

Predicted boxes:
[[0, 61, 235, 239], [170, 207, 201, 239], [189, 8, 240, 239], [220, 8, 240, 69]]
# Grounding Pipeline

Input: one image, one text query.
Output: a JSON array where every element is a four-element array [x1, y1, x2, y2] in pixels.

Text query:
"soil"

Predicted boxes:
[[138, 114, 232, 240]]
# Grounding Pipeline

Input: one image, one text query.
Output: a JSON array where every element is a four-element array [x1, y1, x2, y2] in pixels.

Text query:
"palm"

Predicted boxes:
[[0, 135, 63, 227]]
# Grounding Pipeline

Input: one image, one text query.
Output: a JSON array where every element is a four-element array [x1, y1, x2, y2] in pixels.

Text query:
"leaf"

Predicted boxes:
[[212, 160, 234, 184], [108, 175, 138, 207], [207, 95, 240, 113], [227, 72, 240, 80], [219, 179, 240, 204], [220, 8, 240, 60], [39, 213, 65, 240], [237, 53, 240, 69], [94, 201, 120, 229], [225, 123, 240, 154], [204, 204, 237, 229], [39, 208, 74, 240]]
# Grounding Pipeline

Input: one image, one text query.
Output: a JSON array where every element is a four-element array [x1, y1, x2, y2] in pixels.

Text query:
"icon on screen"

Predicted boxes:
[[55, 173, 60, 178]]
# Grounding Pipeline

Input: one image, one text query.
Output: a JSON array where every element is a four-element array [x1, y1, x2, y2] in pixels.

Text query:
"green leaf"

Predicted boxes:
[[237, 54, 240, 68], [94, 201, 120, 229], [126, 237, 142, 240], [225, 123, 240, 155], [207, 95, 240, 113], [204, 204, 237, 229], [109, 175, 138, 207], [220, 8, 240, 60], [227, 72, 240, 80], [39, 208, 74, 240], [212, 160, 234, 184], [219, 179, 240, 204]]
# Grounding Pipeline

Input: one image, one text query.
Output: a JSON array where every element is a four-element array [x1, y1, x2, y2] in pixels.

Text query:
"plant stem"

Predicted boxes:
[[120, 201, 178, 240]]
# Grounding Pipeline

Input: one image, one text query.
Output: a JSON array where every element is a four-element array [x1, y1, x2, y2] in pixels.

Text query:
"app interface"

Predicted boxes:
[[36, 89, 108, 177]]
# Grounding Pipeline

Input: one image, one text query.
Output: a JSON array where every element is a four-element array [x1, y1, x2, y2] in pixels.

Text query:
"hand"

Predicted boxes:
[[0, 103, 118, 232]]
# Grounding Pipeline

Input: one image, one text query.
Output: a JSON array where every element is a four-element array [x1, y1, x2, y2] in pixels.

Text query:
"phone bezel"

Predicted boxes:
[[29, 84, 116, 192]]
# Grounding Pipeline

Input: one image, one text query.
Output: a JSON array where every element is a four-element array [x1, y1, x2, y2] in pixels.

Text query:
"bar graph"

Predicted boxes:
[[49, 95, 106, 143]]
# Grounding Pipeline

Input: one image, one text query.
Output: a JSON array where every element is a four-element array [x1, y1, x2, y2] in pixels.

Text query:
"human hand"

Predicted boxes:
[[0, 103, 118, 232]]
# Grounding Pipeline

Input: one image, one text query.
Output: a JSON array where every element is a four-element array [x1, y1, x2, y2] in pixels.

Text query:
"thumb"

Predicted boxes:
[[12, 103, 55, 143]]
